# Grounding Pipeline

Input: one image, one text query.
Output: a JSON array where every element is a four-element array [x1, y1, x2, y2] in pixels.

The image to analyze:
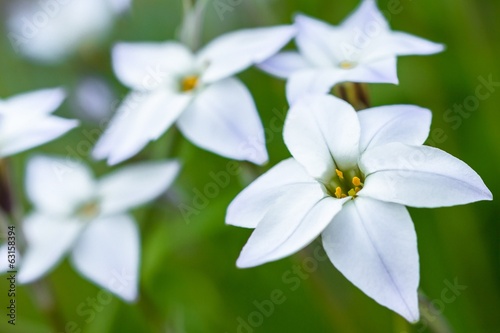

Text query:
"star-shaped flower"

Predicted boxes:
[[17, 156, 180, 301], [0, 88, 77, 158], [93, 25, 296, 165], [259, 0, 444, 103], [227, 94, 491, 322]]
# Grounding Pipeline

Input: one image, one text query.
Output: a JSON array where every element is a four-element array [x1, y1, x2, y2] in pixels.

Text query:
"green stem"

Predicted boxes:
[[166, 126, 185, 158], [138, 285, 168, 332], [30, 279, 68, 332]]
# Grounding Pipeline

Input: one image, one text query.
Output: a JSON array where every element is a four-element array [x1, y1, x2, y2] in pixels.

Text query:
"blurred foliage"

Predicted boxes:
[[0, 0, 499, 332]]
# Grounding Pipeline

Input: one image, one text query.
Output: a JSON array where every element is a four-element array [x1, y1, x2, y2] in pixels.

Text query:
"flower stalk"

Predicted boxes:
[[418, 292, 455, 333], [333, 82, 371, 111], [0, 159, 14, 216], [179, 0, 208, 51], [30, 280, 67, 332]]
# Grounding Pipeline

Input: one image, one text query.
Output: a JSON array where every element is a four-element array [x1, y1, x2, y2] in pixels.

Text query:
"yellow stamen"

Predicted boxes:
[[355, 186, 361, 193], [78, 201, 100, 219], [348, 189, 357, 197], [181, 75, 199, 92], [352, 177, 362, 187], [335, 169, 344, 180], [339, 60, 356, 69], [335, 187, 343, 199]]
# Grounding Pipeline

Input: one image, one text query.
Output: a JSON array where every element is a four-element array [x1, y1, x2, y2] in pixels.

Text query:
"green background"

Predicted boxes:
[[0, 0, 499, 332]]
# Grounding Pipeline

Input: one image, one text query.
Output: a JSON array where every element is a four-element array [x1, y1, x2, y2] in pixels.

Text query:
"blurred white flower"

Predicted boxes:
[[227, 94, 491, 322], [93, 25, 296, 165], [0, 88, 77, 158], [74, 76, 116, 123], [7, 0, 131, 64], [17, 155, 180, 302], [259, 0, 445, 103]]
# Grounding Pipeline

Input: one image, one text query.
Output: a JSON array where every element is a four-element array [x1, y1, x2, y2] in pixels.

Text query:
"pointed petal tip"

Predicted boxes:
[[104, 282, 138, 303], [482, 187, 493, 201], [236, 256, 256, 269], [167, 158, 183, 171], [292, 12, 306, 22], [276, 24, 298, 37], [67, 119, 80, 129], [39, 86, 67, 103], [252, 155, 269, 166], [244, 148, 269, 166], [292, 12, 318, 26], [106, 156, 122, 167], [436, 43, 446, 52], [106, 150, 131, 166], [17, 271, 34, 285], [118, 288, 138, 303], [48, 86, 67, 102], [423, 42, 446, 56], [405, 305, 420, 323]]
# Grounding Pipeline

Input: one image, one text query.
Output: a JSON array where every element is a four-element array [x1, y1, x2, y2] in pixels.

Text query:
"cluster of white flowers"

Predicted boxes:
[[0, 0, 492, 324], [226, 0, 491, 323]]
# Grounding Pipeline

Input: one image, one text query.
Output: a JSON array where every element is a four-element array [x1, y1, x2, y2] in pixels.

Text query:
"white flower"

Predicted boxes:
[[17, 156, 180, 302], [7, 0, 131, 63], [227, 94, 492, 322], [92, 26, 296, 165], [0, 88, 77, 158], [259, 0, 444, 103]]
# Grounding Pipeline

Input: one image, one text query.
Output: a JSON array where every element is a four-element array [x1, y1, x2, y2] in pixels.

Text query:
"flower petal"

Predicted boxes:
[[294, 14, 342, 67], [236, 183, 333, 268], [358, 105, 432, 152], [3, 88, 66, 116], [18, 214, 83, 284], [365, 31, 444, 62], [286, 69, 342, 105], [108, 0, 131, 13], [93, 90, 191, 165], [284, 94, 360, 181], [322, 197, 420, 322], [98, 160, 180, 215], [26, 156, 95, 216], [359, 143, 493, 207], [257, 51, 310, 79], [340, 0, 389, 33], [198, 25, 296, 83], [286, 57, 398, 104], [177, 78, 268, 164], [0, 244, 6, 273], [227, 158, 317, 228], [71, 214, 140, 302], [112, 41, 195, 90], [333, 56, 399, 85], [0, 116, 78, 158]]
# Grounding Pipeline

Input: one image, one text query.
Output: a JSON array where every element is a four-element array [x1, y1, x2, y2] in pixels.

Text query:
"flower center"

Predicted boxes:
[[180, 75, 199, 92], [76, 200, 100, 220], [327, 168, 364, 199], [338, 60, 357, 70]]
